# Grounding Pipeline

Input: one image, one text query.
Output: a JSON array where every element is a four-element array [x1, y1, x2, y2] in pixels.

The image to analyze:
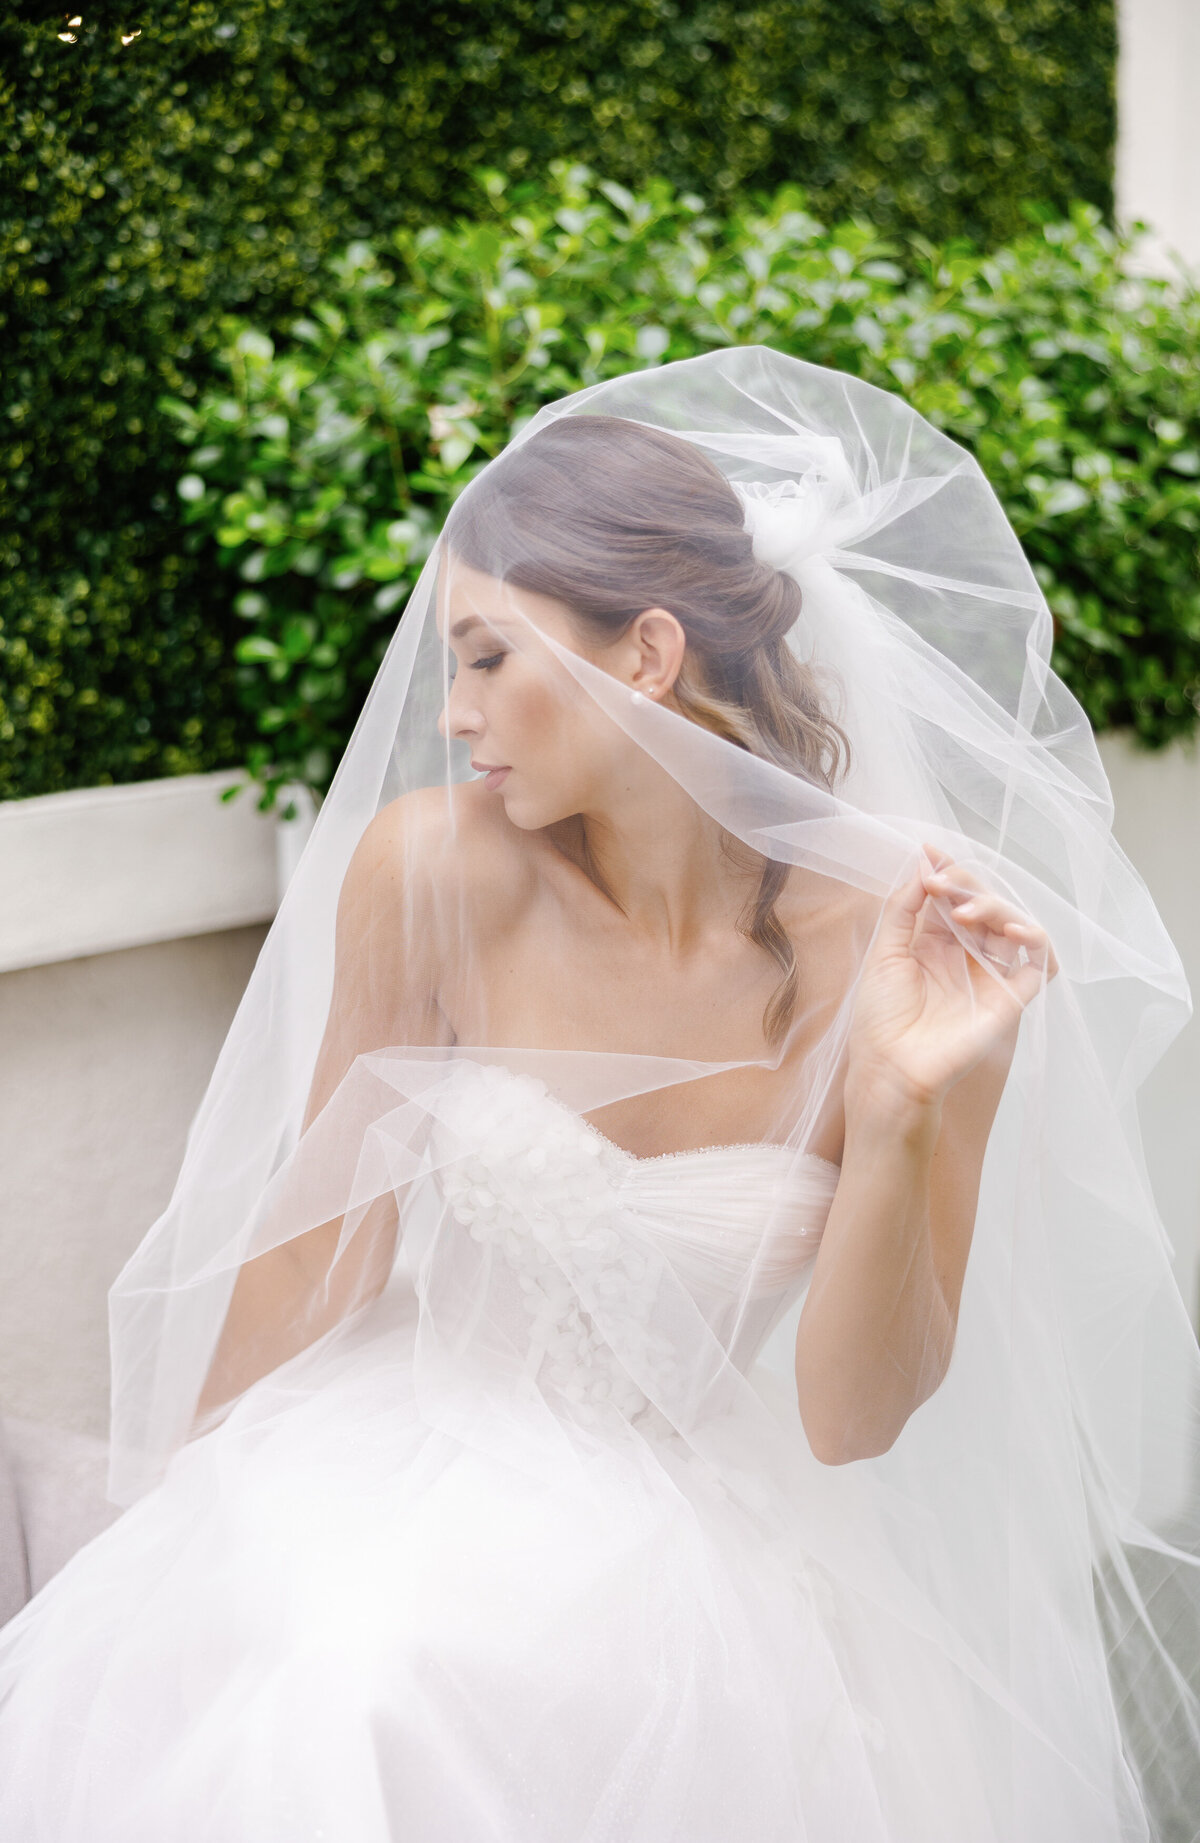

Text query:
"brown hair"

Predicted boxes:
[[444, 414, 849, 1045]]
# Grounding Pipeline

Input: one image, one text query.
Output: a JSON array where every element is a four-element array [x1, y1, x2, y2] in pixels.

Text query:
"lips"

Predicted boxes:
[[471, 761, 511, 791]]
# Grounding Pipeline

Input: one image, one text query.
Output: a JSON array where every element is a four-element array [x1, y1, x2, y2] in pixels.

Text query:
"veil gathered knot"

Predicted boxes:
[[732, 475, 846, 578], [730, 454, 892, 665]]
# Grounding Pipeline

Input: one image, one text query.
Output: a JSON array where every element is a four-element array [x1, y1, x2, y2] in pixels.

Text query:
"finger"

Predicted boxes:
[[919, 853, 988, 923], [973, 934, 1020, 969], [922, 869, 997, 937], [879, 866, 931, 938], [947, 892, 1021, 931], [998, 955, 1052, 1009], [921, 855, 987, 901], [935, 878, 1051, 967], [871, 866, 937, 965], [919, 849, 1059, 993], [922, 869, 1011, 954], [971, 929, 1056, 1009], [971, 917, 1049, 974], [1003, 919, 1059, 980], [952, 904, 1035, 973], [920, 840, 956, 876]]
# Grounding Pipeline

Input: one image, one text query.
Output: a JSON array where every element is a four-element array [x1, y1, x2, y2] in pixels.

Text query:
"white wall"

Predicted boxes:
[[1110, 8, 1200, 1519], [1100, 734, 1200, 1334], [1117, 0, 1200, 271]]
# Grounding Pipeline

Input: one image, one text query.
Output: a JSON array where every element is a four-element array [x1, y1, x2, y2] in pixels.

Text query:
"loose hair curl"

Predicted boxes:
[[445, 415, 850, 1046]]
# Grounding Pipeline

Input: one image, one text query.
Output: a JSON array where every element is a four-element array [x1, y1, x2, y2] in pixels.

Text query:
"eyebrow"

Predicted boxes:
[[449, 614, 503, 641]]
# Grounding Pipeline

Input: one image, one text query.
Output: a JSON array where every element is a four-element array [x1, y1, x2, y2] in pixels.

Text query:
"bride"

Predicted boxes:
[[0, 347, 1197, 1840]]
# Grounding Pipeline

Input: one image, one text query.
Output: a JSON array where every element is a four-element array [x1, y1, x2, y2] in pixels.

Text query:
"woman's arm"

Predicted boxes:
[[794, 853, 1055, 1465], [195, 796, 451, 1422], [794, 1046, 1008, 1465]]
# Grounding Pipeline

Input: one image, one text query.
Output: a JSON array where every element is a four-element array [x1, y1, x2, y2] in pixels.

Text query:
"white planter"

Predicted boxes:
[[0, 771, 315, 975]]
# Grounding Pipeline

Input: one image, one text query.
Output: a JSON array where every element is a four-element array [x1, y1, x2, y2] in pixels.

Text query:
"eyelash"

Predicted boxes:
[[469, 652, 506, 672]]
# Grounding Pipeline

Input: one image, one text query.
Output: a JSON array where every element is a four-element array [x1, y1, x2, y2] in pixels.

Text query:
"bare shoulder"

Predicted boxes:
[[345, 782, 537, 927], [776, 863, 880, 955]]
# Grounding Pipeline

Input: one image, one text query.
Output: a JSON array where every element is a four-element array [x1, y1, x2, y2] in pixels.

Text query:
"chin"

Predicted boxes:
[[499, 781, 581, 832], [503, 798, 566, 832]]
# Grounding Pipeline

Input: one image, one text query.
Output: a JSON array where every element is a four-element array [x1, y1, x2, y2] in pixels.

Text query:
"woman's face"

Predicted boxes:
[[436, 555, 635, 831]]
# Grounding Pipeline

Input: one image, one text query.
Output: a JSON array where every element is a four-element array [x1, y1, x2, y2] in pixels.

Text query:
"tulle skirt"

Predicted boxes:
[[0, 1272, 1056, 1843]]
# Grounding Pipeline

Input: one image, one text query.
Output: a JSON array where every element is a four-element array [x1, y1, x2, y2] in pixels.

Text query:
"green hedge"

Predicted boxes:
[[161, 169, 1200, 809], [0, 0, 1116, 798]]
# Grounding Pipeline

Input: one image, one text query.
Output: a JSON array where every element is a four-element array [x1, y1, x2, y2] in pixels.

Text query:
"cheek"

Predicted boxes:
[[499, 667, 577, 762], [494, 655, 618, 792]]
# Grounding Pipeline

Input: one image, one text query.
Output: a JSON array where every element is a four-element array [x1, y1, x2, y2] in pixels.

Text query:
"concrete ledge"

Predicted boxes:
[[0, 771, 300, 974]]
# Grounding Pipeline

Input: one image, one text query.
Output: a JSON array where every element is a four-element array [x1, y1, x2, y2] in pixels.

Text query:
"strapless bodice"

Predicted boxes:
[[431, 1064, 839, 1429], [594, 1133, 839, 1297]]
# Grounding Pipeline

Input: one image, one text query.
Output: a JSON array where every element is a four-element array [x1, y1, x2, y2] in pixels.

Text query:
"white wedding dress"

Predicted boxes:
[[0, 1066, 1102, 1840]]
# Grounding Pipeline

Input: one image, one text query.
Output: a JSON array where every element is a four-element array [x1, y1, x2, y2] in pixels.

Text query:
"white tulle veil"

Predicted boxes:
[[107, 347, 1199, 1839]]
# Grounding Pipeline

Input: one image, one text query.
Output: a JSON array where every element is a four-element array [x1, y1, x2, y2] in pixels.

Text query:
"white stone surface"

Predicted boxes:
[[1117, 0, 1200, 271], [0, 771, 278, 974]]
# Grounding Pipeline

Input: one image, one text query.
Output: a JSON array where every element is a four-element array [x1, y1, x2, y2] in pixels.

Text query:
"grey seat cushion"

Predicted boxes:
[[0, 1417, 118, 1626], [0, 1421, 31, 1625]]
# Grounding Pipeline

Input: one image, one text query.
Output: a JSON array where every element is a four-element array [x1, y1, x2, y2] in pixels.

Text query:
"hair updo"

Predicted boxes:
[[443, 414, 850, 1046]]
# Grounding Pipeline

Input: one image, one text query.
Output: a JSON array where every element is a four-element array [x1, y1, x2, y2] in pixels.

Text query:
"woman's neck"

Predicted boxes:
[[559, 771, 759, 952]]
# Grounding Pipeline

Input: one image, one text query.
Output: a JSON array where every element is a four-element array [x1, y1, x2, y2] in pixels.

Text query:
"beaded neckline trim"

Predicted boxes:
[[576, 1112, 841, 1177]]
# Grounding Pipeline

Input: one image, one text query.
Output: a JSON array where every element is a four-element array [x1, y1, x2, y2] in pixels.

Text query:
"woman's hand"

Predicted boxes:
[[845, 846, 1058, 1120]]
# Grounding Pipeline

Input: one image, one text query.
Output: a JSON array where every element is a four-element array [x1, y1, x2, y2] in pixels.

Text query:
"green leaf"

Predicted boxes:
[[1041, 481, 1090, 517], [235, 330, 275, 362], [281, 615, 319, 660], [374, 580, 410, 614], [235, 636, 283, 663], [438, 435, 474, 473]]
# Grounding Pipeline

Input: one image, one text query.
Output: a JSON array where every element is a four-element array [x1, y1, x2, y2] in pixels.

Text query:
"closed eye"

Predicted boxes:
[[469, 652, 506, 672]]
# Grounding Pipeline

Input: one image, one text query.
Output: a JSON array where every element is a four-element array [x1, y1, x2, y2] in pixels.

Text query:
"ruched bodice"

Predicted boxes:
[[599, 1135, 839, 1297], [432, 1064, 839, 1427]]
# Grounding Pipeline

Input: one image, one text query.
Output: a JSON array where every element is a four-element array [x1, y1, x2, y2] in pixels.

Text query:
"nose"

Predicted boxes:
[[437, 671, 483, 743]]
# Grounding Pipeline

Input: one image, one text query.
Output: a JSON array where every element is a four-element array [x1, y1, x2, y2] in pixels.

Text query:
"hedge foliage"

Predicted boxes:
[[161, 168, 1200, 808], [1, 0, 1116, 798]]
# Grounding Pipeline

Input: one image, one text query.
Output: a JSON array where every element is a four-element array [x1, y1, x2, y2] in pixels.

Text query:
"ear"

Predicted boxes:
[[620, 608, 687, 701]]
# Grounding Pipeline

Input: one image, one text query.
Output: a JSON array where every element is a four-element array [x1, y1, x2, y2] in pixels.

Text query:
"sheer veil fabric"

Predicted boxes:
[[5, 347, 1200, 1837]]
